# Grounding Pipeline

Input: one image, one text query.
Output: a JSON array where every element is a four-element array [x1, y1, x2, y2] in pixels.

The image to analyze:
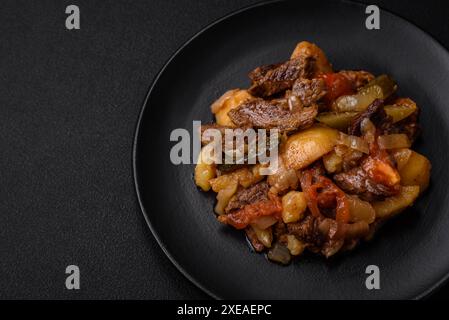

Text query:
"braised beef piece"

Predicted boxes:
[[274, 211, 371, 258], [287, 215, 324, 246], [333, 165, 399, 201], [348, 98, 420, 141], [228, 98, 318, 132], [248, 56, 315, 97], [291, 78, 327, 107], [225, 181, 269, 214], [248, 63, 282, 83], [348, 99, 385, 136], [273, 221, 287, 240], [339, 70, 375, 90], [287, 71, 372, 110], [245, 227, 265, 252]]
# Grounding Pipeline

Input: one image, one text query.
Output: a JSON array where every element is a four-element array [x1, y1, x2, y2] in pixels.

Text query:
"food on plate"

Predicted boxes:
[[194, 41, 431, 264]]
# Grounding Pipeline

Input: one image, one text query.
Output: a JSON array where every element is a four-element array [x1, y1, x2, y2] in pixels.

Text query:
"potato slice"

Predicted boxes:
[[384, 98, 417, 123], [398, 151, 431, 192], [282, 125, 339, 170], [372, 186, 420, 219]]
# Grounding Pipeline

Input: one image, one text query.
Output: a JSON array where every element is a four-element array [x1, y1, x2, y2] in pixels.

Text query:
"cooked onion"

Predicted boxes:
[[267, 243, 291, 265], [338, 132, 369, 154], [251, 215, 278, 230], [347, 195, 376, 224], [378, 134, 411, 150], [360, 118, 376, 144]]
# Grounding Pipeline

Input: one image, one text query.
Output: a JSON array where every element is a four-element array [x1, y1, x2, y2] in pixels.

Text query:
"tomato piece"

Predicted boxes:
[[299, 168, 351, 223], [217, 193, 282, 229], [319, 73, 355, 105]]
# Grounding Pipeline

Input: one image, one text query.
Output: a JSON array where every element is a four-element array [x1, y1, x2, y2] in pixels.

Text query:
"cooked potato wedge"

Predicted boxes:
[[384, 98, 417, 123], [398, 150, 431, 192], [372, 186, 420, 219], [282, 125, 339, 170]]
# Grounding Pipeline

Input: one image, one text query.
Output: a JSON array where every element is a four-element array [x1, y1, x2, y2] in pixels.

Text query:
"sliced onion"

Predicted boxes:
[[288, 95, 302, 111], [338, 132, 369, 154], [378, 134, 411, 150], [347, 195, 376, 224], [250, 225, 273, 248], [250, 215, 278, 230], [360, 118, 376, 144], [267, 243, 291, 265]]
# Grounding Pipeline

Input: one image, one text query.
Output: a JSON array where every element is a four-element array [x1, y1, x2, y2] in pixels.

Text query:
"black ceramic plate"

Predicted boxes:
[[134, 0, 449, 299]]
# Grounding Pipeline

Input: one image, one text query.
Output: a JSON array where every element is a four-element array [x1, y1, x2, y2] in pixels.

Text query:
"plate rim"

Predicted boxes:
[[132, 0, 449, 300]]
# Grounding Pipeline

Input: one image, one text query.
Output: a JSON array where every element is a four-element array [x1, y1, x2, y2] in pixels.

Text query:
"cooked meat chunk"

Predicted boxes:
[[248, 56, 315, 97], [291, 78, 327, 107], [287, 215, 324, 245], [249, 63, 282, 83], [273, 221, 288, 240], [225, 182, 269, 213], [228, 98, 318, 132], [334, 161, 400, 201], [339, 70, 375, 89], [245, 227, 265, 252]]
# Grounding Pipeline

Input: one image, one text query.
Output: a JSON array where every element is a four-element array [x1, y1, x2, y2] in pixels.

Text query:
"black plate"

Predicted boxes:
[[134, 0, 449, 299]]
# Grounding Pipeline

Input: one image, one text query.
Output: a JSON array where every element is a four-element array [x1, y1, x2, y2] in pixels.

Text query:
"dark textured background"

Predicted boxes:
[[0, 0, 448, 299]]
